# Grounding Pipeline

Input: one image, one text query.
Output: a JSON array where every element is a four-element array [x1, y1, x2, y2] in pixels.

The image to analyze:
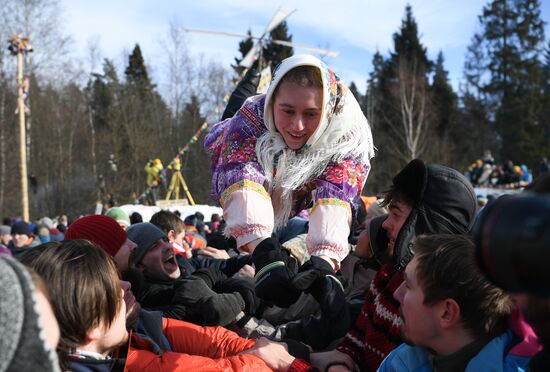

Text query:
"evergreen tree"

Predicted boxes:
[[232, 29, 254, 77], [365, 51, 385, 123], [263, 21, 294, 69], [348, 82, 362, 103], [179, 95, 211, 203], [390, 5, 432, 74], [125, 44, 152, 91], [431, 51, 457, 139], [540, 40, 550, 143], [473, 0, 547, 165], [381, 5, 432, 162], [363, 5, 433, 191]]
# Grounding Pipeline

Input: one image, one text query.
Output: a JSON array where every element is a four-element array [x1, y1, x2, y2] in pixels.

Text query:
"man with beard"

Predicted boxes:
[[378, 234, 532, 371], [126, 222, 261, 326]]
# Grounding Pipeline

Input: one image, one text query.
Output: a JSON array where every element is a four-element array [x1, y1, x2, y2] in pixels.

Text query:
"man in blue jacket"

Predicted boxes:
[[379, 234, 535, 371]]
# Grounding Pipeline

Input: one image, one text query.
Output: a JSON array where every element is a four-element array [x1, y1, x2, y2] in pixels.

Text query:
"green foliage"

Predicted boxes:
[[263, 21, 294, 69], [431, 51, 458, 139], [469, 0, 547, 166], [177, 95, 212, 203], [232, 29, 254, 77], [125, 44, 151, 89]]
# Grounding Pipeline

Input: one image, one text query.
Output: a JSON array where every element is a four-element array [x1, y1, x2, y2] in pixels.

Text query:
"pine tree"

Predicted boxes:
[[475, 0, 547, 165], [179, 95, 212, 203], [382, 5, 432, 162], [363, 6, 433, 191], [348, 82, 362, 102], [536, 39, 550, 165], [431, 51, 457, 139], [390, 5, 432, 74], [125, 44, 152, 91], [263, 21, 294, 69], [232, 29, 254, 77]]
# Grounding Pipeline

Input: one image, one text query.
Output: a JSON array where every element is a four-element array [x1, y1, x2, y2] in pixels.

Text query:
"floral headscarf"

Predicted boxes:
[[257, 54, 374, 228]]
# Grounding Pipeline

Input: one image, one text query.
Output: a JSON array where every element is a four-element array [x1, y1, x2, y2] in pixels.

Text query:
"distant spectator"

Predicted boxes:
[[56, 214, 68, 233], [130, 211, 143, 225], [0, 225, 12, 256], [9, 221, 40, 257], [105, 207, 131, 230], [49, 228, 64, 242], [183, 215, 207, 250], [482, 149, 495, 165], [149, 210, 190, 258], [209, 213, 222, 233], [35, 224, 51, 244], [1, 225, 13, 247], [194, 211, 207, 237]]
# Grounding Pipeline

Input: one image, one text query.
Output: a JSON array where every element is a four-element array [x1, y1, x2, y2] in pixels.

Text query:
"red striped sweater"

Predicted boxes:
[[336, 263, 404, 371]]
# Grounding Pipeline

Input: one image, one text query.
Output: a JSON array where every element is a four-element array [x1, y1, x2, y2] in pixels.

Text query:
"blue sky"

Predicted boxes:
[[62, 0, 550, 93]]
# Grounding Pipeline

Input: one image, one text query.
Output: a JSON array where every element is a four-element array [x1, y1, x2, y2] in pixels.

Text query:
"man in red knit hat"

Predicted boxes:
[[65, 214, 137, 273]]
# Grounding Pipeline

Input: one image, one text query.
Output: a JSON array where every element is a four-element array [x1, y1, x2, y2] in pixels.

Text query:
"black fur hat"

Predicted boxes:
[[369, 159, 477, 271]]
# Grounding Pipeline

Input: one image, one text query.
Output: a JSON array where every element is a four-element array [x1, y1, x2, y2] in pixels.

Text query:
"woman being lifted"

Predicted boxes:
[[205, 54, 374, 306]]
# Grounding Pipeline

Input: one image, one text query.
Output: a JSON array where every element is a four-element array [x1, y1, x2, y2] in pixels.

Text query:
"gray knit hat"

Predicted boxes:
[[0, 255, 60, 371], [127, 222, 167, 264]]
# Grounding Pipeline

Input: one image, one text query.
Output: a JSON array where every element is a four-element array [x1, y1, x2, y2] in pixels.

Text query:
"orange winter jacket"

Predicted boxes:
[[125, 317, 271, 371]]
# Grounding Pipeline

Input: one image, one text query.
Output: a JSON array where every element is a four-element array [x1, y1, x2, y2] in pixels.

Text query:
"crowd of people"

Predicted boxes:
[[1, 54, 549, 372], [465, 150, 547, 188]]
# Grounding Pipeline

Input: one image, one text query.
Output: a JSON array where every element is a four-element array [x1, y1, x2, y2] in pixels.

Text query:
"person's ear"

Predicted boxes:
[[167, 229, 175, 242], [86, 325, 103, 342], [439, 298, 461, 329]]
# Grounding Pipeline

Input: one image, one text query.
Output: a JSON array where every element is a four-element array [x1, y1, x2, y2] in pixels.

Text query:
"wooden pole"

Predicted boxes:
[[17, 49, 29, 221]]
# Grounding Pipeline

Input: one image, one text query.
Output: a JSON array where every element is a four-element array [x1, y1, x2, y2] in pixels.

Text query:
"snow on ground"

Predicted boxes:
[[473, 187, 521, 198], [118, 204, 223, 223]]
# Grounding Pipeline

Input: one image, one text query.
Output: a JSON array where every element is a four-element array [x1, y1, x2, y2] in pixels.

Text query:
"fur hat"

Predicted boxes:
[[372, 159, 477, 271], [65, 215, 127, 257]]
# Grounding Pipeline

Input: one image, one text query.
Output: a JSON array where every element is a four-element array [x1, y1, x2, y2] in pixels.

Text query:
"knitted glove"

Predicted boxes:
[[252, 237, 300, 308]]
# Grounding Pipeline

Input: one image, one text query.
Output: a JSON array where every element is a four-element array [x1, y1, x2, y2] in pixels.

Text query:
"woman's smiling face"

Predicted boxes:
[[272, 81, 323, 150]]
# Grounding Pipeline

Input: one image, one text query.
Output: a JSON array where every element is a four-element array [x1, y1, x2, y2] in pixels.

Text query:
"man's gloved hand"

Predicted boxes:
[[252, 237, 300, 308], [215, 277, 263, 317], [292, 255, 334, 293]]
